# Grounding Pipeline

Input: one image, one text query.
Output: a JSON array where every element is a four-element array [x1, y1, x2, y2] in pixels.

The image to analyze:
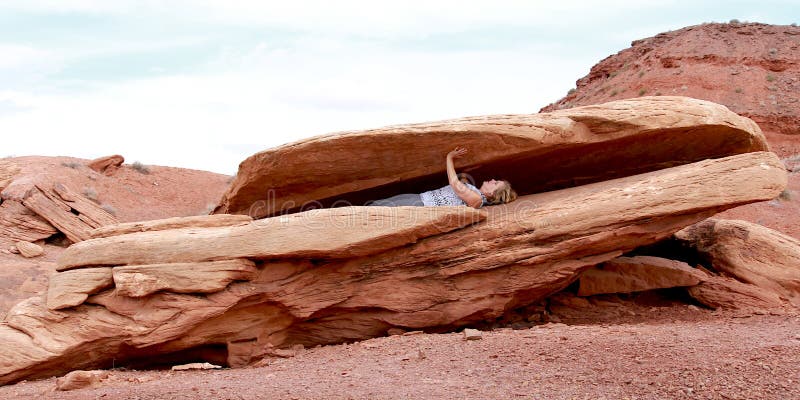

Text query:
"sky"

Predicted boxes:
[[1, 1, 797, 175]]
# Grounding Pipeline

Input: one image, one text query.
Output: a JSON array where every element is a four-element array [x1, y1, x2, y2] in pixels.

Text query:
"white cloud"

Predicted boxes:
[[0, 36, 589, 174]]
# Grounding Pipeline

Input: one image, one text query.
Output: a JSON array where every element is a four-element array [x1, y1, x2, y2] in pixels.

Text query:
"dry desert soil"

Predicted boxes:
[[2, 307, 798, 400]]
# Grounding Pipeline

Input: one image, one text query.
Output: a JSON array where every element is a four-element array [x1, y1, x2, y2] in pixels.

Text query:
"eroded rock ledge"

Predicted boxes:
[[0, 99, 786, 383], [215, 96, 768, 218]]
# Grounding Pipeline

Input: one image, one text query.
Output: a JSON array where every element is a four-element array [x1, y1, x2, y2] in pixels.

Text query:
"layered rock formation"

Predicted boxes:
[[539, 22, 800, 239], [0, 156, 233, 316], [676, 219, 800, 307], [577, 256, 708, 296], [541, 22, 800, 158], [0, 97, 788, 385], [215, 96, 767, 217]]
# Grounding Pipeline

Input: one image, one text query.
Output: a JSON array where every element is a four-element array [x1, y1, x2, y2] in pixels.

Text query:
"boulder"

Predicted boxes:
[[113, 259, 258, 297], [55, 370, 109, 391], [687, 276, 787, 311], [215, 97, 768, 217], [0, 98, 787, 385], [577, 256, 708, 296], [91, 214, 253, 239], [23, 183, 119, 243], [46, 268, 114, 310], [675, 219, 800, 306], [14, 241, 44, 258], [87, 155, 124, 176]]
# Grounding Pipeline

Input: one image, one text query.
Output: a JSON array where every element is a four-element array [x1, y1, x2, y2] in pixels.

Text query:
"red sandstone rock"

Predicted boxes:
[[540, 22, 800, 159], [112, 259, 258, 297], [0, 156, 232, 319], [90, 214, 253, 239], [0, 98, 787, 385], [55, 370, 109, 391], [216, 97, 768, 217], [23, 183, 118, 243], [577, 256, 708, 296], [676, 219, 800, 307], [538, 22, 800, 239], [14, 241, 43, 258], [87, 155, 124, 176], [0, 200, 57, 246], [46, 267, 114, 310], [687, 276, 787, 311]]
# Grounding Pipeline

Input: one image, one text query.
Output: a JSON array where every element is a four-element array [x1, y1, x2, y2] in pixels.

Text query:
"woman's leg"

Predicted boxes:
[[367, 193, 424, 207]]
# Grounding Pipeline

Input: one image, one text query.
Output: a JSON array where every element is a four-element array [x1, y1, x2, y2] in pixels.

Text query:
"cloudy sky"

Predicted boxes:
[[1, 1, 796, 174]]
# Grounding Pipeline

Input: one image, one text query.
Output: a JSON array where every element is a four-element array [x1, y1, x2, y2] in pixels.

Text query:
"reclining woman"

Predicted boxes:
[[368, 147, 517, 209]]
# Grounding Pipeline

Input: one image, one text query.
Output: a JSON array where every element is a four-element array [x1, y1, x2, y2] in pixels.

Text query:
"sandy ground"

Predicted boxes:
[[2, 308, 797, 400]]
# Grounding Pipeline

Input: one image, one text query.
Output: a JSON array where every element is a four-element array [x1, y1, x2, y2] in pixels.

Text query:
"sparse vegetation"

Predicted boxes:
[[610, 90, 618, 97], [791, 23, 797, 27], [567, 88, 576, 95], [766, 74, 776, 82], [609, 71, 618, 78], [132, 161, 151, 175], [735, 88, 743, 93], [638, 71, 645, 78], [654, 91, 662, 96], [61, 162, 82, 169], [638, 89, 647, 96], [101, 204, 117, 216], [778, 189, 793, 201], [729, 19, 740, 24], [82, 186, 99, 202]]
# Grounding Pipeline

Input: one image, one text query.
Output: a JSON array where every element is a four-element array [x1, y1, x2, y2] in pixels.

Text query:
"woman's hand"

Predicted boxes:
[[447, 146, 468, 159]]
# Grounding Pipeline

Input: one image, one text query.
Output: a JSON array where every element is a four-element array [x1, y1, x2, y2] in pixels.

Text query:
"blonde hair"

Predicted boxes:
[[487, 180, 517, 205]]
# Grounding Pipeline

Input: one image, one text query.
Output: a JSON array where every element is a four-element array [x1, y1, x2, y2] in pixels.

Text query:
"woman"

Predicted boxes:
[[368, 147, 517, 208]]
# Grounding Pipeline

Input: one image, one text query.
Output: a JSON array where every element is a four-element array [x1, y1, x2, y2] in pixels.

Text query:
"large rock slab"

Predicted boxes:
[[113, 259, 258, 297], [687, 276, 787, 312], [215, 97, 768, 217], [577, 256, 708, 296], [676, 219, 800, 306], [58, 206, 487, 270], [91, 214, 253, 239], [23, 183, 118, 243], [0, 148, 786, 385]]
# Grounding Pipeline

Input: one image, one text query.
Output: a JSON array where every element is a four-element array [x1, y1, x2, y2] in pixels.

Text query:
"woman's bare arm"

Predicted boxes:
[[446, 147, 483, 208]]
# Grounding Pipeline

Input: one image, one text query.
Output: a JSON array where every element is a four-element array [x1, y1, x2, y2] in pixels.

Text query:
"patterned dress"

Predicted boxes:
[[420, 183, 487, 207]]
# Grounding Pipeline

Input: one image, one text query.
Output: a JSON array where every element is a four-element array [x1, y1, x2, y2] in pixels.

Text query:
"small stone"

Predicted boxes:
[[387, 328, 406, 336], [15, 241, 44, 258], [171, 362, 222, 371], [464, 328, 482, 341], [402, 330, 424, 336], [269, 348, 298, 358], [687, 305, 700, 311]]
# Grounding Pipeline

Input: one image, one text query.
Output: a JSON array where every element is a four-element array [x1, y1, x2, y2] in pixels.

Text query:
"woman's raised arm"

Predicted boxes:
[[446, 147, 483, 208]]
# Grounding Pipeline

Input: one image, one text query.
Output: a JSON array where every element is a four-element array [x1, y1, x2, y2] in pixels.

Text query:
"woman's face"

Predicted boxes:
[[480, 179, 503, 194]]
